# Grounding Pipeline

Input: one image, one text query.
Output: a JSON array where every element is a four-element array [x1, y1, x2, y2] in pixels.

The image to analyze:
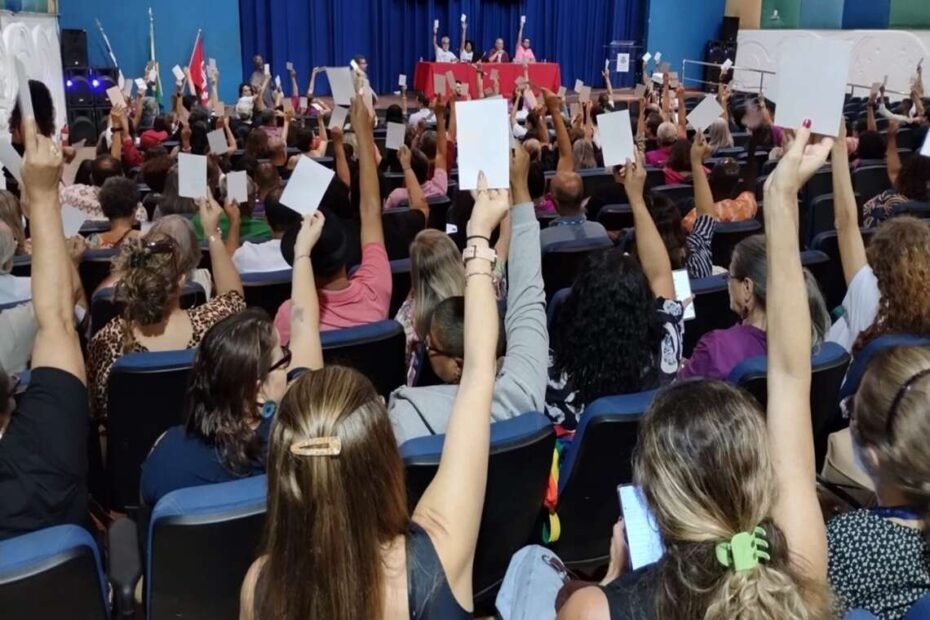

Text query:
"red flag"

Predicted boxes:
[[188, 31, 209, 104]]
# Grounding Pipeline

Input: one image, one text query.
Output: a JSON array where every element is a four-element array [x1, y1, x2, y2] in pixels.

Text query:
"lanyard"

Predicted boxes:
[[870, 506, 923, 520]]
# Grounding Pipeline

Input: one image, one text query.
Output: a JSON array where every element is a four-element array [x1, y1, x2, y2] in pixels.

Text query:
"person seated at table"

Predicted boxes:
[[86, 177, 143, 250], [460, 32, 475, 63], [482, 38, 511, 63], [233, 189, 300, 274], [433, 23, 458, 63], [645, 122, 678, 167], [514, 20, 536, 63]]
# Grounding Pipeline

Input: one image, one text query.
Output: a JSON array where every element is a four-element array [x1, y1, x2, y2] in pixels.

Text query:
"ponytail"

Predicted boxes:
[[113, 236, 183, 348]]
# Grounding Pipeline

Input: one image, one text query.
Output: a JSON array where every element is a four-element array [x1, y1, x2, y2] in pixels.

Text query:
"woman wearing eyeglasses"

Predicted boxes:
[[140, 212, 326, 506], [86, 194, 245, 421]]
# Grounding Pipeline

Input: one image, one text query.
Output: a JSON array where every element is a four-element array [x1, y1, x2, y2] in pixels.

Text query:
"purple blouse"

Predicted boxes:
[[677, 324, 767, 382]]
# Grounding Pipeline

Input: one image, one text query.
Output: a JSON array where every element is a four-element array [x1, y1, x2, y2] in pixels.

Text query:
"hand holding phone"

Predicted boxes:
[[617, 484, 664, 570]]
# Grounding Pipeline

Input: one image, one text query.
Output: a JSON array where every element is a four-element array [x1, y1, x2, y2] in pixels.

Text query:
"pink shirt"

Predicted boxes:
[[273, 243, 392, 344], [384, 168, 449, 211], [645, 146, 672, 167], [514, 47, 536, 63]]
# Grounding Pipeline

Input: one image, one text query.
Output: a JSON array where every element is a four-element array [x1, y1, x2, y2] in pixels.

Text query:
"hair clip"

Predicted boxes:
[[289, 437, 342, 457], [715, 526, 770, 572]]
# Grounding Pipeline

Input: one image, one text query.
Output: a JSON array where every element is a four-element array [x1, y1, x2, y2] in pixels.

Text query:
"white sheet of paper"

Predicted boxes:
[[651, 71, 664, 85], [642, 52, 652, 63], [279, 156, 335, 215], [598, 110, 636, 168], [573, 79, 583, 92], [672, 270, 696, 320], [619, 485, 664, 570], [654, 52, 662, 63], [226, 170, 249, 203], [171, 65, 185, 81], [774, 38, 851, 137], [578, 86, 592, 103], [617, 53, 630, 73], [433, 19, 439, 30], [135, 78, 147, 91], [0, 169, 5, 191], [557, 86, 566, 98], [721, 58, 733, 72], [14, 57, 33, 122], [274, 75, 282, 91], [299, 96, 308, 110], [209, 57, 217, 70], [263, 63, 270, 76], [0, 137, 23, 183], [106, 86, 124, 108], [604, 58, 610, 72], [398, 74, 407, 87], [326, 67, 355, 106], [207, 129, 229, 155], [60, 204, 88, 238], [520, 15, 526, 25], [285, 61, 293, 71], [385, 122, 406, 150], [461, 13, 466, 23], [147, 67, 158, 83], [687, 95, 724, 131], [433, 74, 447, 96], [328, 106, 348, 129], [178, 153, 207, 199], [920, 129, 930, 158], [455, 99, 509, 190], [122, 79, 133, 98]]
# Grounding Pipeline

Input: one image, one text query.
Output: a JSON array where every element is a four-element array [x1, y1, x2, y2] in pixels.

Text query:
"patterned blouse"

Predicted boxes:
[[862, 190, 910, 229], [827, 509, 930, 620], [87, 291, 245, 419]]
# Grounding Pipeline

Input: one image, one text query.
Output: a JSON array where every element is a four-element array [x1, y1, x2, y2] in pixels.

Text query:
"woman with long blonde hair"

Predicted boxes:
[[559, 124, 834, 619]]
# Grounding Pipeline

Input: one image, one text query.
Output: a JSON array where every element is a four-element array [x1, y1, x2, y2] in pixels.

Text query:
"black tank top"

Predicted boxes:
[[406, 522, 470, 619], [600, 563, 661, 620]]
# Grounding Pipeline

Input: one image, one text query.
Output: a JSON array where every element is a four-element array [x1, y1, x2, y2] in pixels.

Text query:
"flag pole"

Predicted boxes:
[[187, 29, 203, 97], [149, 7, 163, 106]]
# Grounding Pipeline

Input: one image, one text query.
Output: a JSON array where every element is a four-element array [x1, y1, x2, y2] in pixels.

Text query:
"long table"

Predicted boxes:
[[412, 61, 561, 98]]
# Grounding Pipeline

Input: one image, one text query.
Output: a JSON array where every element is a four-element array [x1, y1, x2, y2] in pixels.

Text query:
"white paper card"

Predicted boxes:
[[721, 58, 733, 73], [461, 13, 466, 23], [920, 130, 930, 158], [578, 86, 592, 103], [654, 52, 662, 63], [0, 138, 23, 183], [598, 110, 636, 168], [326, 67, 355, 106], [617, 53, 630, 73], [672, 269, 696, 320], [279, 156, 335, 215], [106, 86, 124, 108], [274, 75, 282, 90], [209, 58, 217, 70], [774, 38, 851, 137], [148, 67, 158, 83], [433, 74, 447, 96], [573, 79, 583, 92], [171, 65, 185, 81], [520, 15, 526, 25], [604, 58, 610, 72], [642, 52, 652, 63], [687, 95, 724, 131], [263, 63, 270, 76], [226, 170, 249, 203], [433, 19, 439, 30], [207, 129, 229, 155], [60, 205, 88, 238], [178, 153, 207, 199], [557, 86, 566, 98], [385, 122, 406, 150], [122, 80, 133, 98], [455, 99, 509, 190], [135, 78, 147, 91], [299, 96, 308, 111], [619, 485, 664, 570], [328, 106, 348, 129], [286, 61, 293, 71], [398, 74, 407, 88]]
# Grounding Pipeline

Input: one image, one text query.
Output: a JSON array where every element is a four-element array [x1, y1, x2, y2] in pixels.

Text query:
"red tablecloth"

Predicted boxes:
[[412, 62, 561, 99]]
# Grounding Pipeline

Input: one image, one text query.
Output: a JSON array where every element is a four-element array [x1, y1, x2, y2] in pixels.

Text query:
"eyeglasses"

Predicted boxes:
[[268, 346, 292, 373], [425, 336, 457, 360]]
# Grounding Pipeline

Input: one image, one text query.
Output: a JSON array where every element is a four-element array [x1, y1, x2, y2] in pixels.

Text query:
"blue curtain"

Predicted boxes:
[[238, 0, 645, 96]]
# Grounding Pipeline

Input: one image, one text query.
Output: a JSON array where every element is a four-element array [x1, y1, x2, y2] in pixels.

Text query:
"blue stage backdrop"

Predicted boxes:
[[238, 0, 645, 96]]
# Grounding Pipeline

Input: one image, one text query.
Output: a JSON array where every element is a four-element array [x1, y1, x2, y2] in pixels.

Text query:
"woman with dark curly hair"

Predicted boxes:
[[862, 120, 930, 228], [827, 123, 930, 353], [547, 149, 684, 431]]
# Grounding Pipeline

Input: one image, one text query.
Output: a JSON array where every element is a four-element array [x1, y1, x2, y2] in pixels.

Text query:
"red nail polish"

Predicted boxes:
[[802, 118, 812, 128]]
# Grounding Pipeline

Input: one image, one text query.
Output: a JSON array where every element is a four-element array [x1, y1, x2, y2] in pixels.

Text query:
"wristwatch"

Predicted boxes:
[[462, 245, 498, 269]]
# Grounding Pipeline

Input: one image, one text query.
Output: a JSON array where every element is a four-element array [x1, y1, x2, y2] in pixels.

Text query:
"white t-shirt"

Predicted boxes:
[[435, 47, 457, 63], [233, 239, 290, 274], [0, 302, 37, 374], [826, 265, 880, 353], [460, 50, 474, 63], [408, 108, 436, 127], [0, 274, 32, 305]]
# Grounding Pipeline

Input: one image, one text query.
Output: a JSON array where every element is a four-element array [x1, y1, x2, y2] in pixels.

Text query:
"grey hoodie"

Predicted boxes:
[[388, 202, 549, 445]]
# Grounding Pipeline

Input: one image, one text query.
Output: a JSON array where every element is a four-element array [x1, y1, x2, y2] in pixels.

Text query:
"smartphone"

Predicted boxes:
[[617, 484, 664, 570]]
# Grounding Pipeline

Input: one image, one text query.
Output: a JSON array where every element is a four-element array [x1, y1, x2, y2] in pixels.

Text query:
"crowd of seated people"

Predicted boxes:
[[1, 50, 930, 620]]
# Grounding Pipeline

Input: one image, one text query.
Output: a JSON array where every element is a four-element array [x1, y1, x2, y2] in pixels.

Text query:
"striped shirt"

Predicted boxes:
[[685, 214, 716, 279]]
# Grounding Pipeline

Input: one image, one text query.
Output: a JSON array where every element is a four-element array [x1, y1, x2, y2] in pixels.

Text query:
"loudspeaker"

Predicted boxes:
[[721, 16, 740, 42], [65, 73, 95, 107], [94, 75, 118, 106], [67, 108, 101, 145], [704, 40, 738, 92], [61, 29, 88, 69]]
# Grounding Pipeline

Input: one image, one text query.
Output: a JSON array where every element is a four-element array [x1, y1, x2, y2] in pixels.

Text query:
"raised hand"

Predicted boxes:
[[468, 171, 511, 237], [614, 148, 647, 201], [222, 199, 241, 225], [691, 130, 712, 162], [21, 118, 63, 197], [198, 193, 223, 232], [541, 87, 560, 113], [294, 210, 325, 257], [764, 121, 833, 199], [398, 144, 412, 169]]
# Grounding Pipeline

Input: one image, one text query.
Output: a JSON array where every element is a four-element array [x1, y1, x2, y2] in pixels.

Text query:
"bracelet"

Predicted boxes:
[[466, 271, 494, 282], [466, 235, 491, 244], [295, 254, 311, 262], [208, 230, 222, 244]]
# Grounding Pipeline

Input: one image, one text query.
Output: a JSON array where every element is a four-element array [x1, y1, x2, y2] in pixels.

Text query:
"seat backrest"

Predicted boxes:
[[894, 201, 930, 219], [804, 167, 833, 208], [811, 228, 877, 310], [78, 249, 118, 296], [107, 349, 197, 512], [388, 258, 412, 318], [904, 593, 930, 620], [396, 195, 454, 232], [401, 412, 555, 607], [381, 208, 426, 260], [684, 274, 739, 358], [242, 269, 293, 318], [321, 320, 406, 398], [651, 183, 693, 209], [547, 287, 572, 340], [10, 254, 31, 277], [0, 525, 108, 620], [597, 203, 633, 231], [148, 475, 267, 620], [852, 165, 891, 203], [541, 237, 613, 301], [549, 390, 657, 569], [711, 219, 763, 266], [578, 168, 616, 201], [90, 283, 206, 336], [839, 334, 930, 403]]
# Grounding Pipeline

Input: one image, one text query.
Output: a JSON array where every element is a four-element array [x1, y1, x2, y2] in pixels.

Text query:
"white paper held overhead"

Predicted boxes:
[[226, 170, 249, 203], [326, 67, 356, 106], [455, 98, 510, 190], [14, 57, 33, 122], [672, 270, 696, 320], [279, 156, 335, 216], [106, 86, 125, 108], [686, 95, 724, 131], [398, 74, 407, 88], [328, 106, 348, 130], [178, 153, 208, 199], [598, 110, 636, 168], [171, 65, 185, 81], [60, 205, 88, 238], [207, 129, 229, 155], [0, 138, 23, 183], [385, 122, 406, 150], [774, 37, 851, 136]]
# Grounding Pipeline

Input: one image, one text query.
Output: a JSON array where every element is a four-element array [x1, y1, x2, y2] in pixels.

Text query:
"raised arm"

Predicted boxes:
[[412, 172, 509, 608], [831, 121, 867, 284], [21, 118, 85, 380], [515, 21, 525, 56], [330, 127, 351, 188], [306, 67, 321, 99], [619, 149, 675, 299], [199, 195, 244, 296], [289, 211, 325, 371], [398, 145, 428, 220], [222, 198, 242, 257], [460, 21, 467, 55], [432, 22, 440, 53], [676, 85, 688, 137], [636, 96, 647, 140], [350, 96, 385, 247], [690, 131, 714, 217], [885, 119, 902, 185], [287, 65, 299, 99], [434, 96, 449, 172], [475, 63, 485, 100], [544, 88, 574, 173], [400, 83, 408, 117], [209, 66, 220, 112], [763, 123, 833, 584], [131, 89, 145, 130], [866, 91, 878, 132]]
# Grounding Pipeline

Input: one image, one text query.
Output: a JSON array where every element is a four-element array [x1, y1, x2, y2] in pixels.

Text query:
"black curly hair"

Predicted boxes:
[[552, 248, 665, 404]]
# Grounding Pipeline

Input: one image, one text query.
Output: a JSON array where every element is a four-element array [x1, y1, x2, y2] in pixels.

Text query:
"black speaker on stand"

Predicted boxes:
[[61, 29, 88, 70]]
